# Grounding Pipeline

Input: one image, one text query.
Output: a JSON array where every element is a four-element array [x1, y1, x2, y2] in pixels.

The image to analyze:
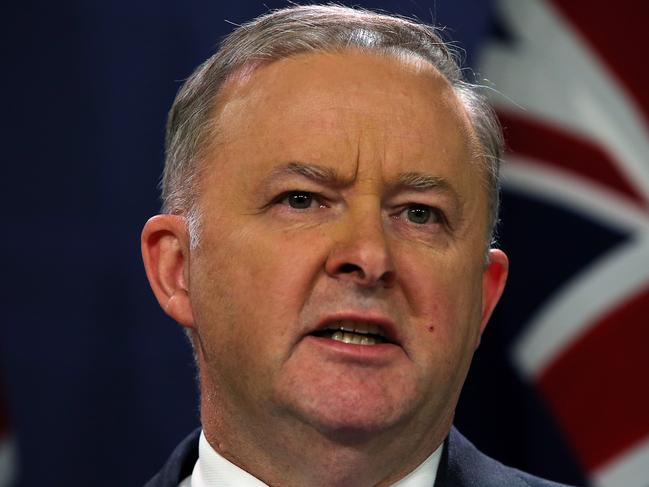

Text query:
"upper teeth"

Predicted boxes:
[[325, 320, 382, 336]]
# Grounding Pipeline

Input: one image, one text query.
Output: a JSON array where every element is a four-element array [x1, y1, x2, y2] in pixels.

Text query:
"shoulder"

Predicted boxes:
[[143, 428, 201, 487], [435, 427, 577, 487]]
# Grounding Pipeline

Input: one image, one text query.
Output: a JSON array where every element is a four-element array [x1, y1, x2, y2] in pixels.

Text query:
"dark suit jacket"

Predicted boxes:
[[144, 427, 575, 486]]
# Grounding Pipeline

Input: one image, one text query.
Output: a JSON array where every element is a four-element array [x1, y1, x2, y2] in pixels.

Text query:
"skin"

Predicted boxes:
[[142, 50, 508, 486]]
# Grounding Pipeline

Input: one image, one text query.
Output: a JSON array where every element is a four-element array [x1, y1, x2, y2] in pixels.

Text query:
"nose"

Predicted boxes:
[[324, 205, 396, 288]]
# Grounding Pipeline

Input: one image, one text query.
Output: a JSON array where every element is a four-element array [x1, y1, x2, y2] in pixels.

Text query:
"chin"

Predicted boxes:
[[302, 409, 406, 446], [279, 382, 421, 444]]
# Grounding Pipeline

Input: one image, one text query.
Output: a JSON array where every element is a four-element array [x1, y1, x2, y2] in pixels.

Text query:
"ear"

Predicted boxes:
[[141, 214, 195, 329], [478, 248, 509, 340]]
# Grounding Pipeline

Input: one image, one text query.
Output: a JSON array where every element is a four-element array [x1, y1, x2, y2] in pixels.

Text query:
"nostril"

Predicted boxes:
[[339, 263, 363, 275]]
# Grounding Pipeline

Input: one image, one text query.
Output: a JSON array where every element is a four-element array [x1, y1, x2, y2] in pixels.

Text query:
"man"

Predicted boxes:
[[141, 5, 573, 486]]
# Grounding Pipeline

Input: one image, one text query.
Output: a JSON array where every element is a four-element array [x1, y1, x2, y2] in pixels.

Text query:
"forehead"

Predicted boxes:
[[206, 49, 482, 192]]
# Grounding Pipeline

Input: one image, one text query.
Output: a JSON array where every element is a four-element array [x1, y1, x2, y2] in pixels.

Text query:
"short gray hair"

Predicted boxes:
[[161, 4, 504, 244]]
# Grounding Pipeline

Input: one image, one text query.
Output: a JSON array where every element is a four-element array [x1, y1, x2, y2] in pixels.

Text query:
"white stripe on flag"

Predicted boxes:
[[481, 0, 649, 201], [503, 158, 649, 233], [0, 437, 16, 487], [592, 435, 649, 487], [511, 232, 649, 378]]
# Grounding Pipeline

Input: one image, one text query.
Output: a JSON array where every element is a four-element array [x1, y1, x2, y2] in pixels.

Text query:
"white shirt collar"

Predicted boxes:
[[180, 430, 443, 487]]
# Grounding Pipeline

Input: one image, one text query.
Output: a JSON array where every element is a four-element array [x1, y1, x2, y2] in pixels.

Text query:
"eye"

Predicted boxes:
[[277, 191, 325, 210], [405, 205, 432, 224], [400, 204, 441, 225]]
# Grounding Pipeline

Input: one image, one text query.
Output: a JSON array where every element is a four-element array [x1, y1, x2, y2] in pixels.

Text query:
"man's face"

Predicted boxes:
[[187, 50, 505, 442]]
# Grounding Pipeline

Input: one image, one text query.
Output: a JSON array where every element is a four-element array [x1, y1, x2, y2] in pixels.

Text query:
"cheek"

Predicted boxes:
[[406, 262, 483, 392], [237, 227, 330, 305], [193, 224, 329, 348], [397, 250, 484, 343]]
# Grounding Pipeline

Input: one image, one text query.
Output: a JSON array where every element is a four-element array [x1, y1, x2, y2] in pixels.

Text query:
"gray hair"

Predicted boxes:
[[161, 4, 504, 245]]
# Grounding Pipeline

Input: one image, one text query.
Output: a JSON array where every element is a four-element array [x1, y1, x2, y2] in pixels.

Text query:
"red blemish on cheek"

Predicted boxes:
[[427, 325, 435, 333]]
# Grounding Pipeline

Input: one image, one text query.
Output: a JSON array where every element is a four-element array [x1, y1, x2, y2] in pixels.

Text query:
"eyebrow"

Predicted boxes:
[[267, 161, 351, 187], [392, 171, 463, 214], [396, 172, 453, 192], [267, 162, 460, 202]]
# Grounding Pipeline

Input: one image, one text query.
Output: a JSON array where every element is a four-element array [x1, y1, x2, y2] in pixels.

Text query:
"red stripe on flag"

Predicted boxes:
[[498, 111, 646, 206], [536, 284, 649, 471], [548, 0, 649, 125]]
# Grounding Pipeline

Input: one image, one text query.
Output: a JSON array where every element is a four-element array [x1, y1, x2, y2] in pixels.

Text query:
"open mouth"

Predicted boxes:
[[311, 320, 389, 346]]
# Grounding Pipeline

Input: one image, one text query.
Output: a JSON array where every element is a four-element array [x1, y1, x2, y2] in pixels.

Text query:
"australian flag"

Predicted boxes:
[[478, 1, 649, 486]]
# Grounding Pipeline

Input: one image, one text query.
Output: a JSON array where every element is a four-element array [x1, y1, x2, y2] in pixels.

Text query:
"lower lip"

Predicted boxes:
[[303, 335, 403, 364]]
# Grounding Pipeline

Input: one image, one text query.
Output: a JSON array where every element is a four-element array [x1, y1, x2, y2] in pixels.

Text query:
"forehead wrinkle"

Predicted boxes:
[[267, 161, 355, 188]]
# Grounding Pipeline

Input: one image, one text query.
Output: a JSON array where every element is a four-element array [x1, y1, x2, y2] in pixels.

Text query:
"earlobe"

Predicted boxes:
[[141, 214, 195, 329], [478, 248, 509, 340]]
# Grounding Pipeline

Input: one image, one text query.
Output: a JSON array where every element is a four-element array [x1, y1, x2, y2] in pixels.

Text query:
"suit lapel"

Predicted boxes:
[[434, 427, 530, 487], [143, 428, 200, 487]]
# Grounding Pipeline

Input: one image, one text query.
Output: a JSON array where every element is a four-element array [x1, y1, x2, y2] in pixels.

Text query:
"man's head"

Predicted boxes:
[[160, 4, 503, 246], [142, 5, 508, 486]]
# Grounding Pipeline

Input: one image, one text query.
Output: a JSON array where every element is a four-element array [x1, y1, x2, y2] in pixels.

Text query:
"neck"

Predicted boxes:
[[200, 392, 449, 487]]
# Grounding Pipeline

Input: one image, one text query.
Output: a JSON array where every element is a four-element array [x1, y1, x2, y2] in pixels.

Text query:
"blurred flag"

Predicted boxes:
[[0, 376, 15, 487], [480, 1, 649, 486]]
